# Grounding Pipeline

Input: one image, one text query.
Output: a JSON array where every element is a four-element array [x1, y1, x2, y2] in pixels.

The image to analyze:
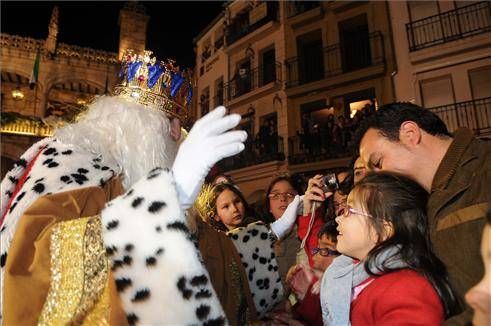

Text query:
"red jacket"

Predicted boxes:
[[294, 281, 322, 326], [351, 269, 444, 326], [296, 211, 324, 267]]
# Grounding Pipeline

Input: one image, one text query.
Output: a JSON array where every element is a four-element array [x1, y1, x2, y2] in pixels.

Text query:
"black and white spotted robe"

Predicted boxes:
[[1, 138, 227, 325], [101, 167, 226, 325]]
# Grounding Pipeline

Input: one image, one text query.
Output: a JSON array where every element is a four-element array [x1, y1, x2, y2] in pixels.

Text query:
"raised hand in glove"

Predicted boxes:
[[173, 106, 247, 209], [270, 194, 302, 239]]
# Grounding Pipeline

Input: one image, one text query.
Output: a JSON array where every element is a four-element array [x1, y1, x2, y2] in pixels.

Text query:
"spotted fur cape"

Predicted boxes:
[[0, 138, 226, 325]]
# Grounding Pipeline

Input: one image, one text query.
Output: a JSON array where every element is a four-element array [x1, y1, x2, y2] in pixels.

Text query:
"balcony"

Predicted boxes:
[[214, 36, 224, 50], [285, 1, 321, 18], [288, 133, 354, 165], [201, 47, 212, 63], [218, 135, 285, 171], [428, 97, 491, 136], [225, 2, 279, 46], [1, 112, 54, 137], [285, 31, 385, 88], [406, 1, 491, 52], [200, 97, 210, 116], [214, 92, 224, 107], [224, 62, 282, 102]]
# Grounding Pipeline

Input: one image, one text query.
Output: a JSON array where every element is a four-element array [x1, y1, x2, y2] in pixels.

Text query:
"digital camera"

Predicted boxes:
[[322, 173, 339, 192]]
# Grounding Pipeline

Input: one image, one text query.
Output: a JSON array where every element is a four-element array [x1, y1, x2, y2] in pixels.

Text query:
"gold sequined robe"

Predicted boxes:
[[2, 178, 128, 325]]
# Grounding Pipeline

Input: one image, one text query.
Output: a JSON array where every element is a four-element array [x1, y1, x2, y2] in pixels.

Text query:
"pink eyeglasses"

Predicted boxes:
[[337, 206, 373, 218]]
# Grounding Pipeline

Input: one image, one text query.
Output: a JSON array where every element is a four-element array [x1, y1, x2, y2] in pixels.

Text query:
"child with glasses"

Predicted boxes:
[[272, 221, 340, 326], [265, 175, 302, 285], [321, 172, 459, 325]]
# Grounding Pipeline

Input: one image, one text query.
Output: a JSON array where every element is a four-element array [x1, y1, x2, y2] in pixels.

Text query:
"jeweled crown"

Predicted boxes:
[[113, 49, 193, 121]]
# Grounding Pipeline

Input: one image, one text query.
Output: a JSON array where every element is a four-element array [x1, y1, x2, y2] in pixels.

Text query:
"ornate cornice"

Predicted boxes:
[[1, 33, 119, 65]]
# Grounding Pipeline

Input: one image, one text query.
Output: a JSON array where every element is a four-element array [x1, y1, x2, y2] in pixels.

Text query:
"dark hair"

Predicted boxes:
[[487, 205, 491, 225], [354, 172, 459, 318], [336, 168, 354, 196], [355, 102, 452, 146], [209, 183, 254, 232], [318, 219, 339, 241]]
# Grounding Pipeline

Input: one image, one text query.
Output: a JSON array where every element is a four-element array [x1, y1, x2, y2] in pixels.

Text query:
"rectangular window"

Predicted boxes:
[[408, 1, 439, 21], [469, 66, 491, 100], [420, 76, 455, 108], [214, 77, 224, 107], [260, 47, 276, 86], [296, 29, 324, 85], [338, 14, 371, 73], [200, 87, 210, 117]]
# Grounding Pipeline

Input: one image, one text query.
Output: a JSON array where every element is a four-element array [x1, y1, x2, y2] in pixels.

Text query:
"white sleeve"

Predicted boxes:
[[101, 167, 227, 325]]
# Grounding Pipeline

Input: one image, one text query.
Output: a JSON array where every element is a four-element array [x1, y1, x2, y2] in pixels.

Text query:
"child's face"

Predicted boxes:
[[312, 234, 338, 272], [466, 224, 491, 326], [268, 180, 297, 220], [335, 190, 379, 260], [215, 189, 245, 230]]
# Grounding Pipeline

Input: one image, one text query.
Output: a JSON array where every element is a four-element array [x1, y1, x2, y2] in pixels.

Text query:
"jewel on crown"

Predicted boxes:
[[113, 49, 193, 121]]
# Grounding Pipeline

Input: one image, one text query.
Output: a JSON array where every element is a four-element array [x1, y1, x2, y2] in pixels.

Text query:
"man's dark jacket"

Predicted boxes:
[[428, 128, 490, 325]]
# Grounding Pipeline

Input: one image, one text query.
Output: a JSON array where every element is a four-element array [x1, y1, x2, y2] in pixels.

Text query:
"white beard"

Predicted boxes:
[[55, 96, 178, 190]]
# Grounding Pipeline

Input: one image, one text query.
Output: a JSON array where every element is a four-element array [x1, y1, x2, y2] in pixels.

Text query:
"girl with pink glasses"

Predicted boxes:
[[321, 172, 459, 325]]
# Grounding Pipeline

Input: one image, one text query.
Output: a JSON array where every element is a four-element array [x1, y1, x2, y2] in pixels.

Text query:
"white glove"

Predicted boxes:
[[173, 106, 247, 209], [270, 195, 302, 239]]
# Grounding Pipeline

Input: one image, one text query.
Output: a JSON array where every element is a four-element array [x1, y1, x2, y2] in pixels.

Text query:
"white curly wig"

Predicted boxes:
[[55, 96, 178, 189]]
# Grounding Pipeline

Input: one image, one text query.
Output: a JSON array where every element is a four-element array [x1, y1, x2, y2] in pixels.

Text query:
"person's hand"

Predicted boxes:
[[289, 264, 315, 300], [303, 175, 332, 215], [172, 106, 247, 209], [270, 195, 301, 239]]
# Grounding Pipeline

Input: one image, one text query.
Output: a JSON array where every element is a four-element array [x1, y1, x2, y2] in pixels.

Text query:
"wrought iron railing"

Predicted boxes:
[[285, 31, 385, 88], [218, 135, 285, 171], [201, 48, 212, 63], [200, 99, 210, 116], [225, 2, 279, 45], [214, 36, 224, 50], [224, 62, 282, 101], [288, 133, 354, 165], [428, 97, 491, 136], [214, 93, 224, 107], [285, 1, 321, 18], [406, 1, 491, 51]]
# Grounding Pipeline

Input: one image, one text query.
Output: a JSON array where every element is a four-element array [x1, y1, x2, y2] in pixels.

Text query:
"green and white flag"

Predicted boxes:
[[29, 50, 40, 89]]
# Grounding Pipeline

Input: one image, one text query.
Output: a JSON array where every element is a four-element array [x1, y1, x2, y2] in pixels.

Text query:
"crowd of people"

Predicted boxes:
[[1, 58, 490, 326], [298, 102, 376, 159]]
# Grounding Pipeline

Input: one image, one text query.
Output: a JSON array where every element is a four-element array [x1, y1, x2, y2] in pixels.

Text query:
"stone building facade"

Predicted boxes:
[[1, 3, 148, 177]]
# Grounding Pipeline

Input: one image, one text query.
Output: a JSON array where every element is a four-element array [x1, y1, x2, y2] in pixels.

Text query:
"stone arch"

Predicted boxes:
[[1, 69, 46, 116], [44, 75, 106, 120]]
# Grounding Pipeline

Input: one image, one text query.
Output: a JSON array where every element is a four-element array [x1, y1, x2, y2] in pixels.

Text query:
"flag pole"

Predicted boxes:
[[30, 48, 41, 116], [33, 75, 39, 116]]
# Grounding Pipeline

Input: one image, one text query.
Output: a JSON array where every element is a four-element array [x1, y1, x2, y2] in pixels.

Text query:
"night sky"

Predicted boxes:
[[1, 1, 226, 68]]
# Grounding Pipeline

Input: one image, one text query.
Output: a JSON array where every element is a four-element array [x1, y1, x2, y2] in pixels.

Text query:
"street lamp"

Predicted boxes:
[[11, 87, 25, 100]]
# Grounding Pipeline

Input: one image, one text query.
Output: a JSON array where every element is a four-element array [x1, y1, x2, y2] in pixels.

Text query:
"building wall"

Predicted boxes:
[[389, 0, 491, 105], [194, 1, 397, 198]]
